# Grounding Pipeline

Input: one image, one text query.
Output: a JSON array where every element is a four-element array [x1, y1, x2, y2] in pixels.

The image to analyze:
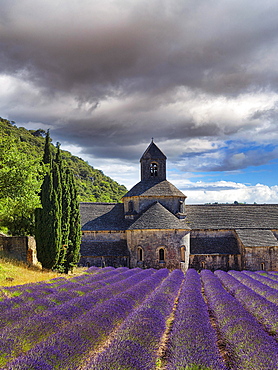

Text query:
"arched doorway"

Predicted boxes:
[[180, 246, 186, 262]]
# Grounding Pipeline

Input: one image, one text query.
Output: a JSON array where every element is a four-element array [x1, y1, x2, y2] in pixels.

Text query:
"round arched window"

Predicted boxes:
[[150, 162, 158, 176], [137, 247, 143, 262], [159, 248, 165, 261]]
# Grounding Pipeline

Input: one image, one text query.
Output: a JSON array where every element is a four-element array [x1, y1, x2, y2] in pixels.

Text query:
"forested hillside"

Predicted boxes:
[[0, 118, 127, 202], [0, 117, 127, 235]]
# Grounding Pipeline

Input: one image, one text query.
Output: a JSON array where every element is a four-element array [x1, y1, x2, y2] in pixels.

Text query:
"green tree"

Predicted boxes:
[[35, 132, 62, 269], [35, 133, 80, 271], [0, 136, 43, 235], [65, 169, 81, 273], [56, 143, 71, 270]]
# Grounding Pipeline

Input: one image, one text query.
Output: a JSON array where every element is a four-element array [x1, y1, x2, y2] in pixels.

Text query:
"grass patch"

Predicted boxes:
[[0, 256, 86, 288]]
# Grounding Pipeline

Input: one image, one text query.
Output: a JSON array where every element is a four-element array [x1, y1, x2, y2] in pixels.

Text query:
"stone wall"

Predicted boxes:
[[80, 230, 129, 268], [0, 236, 38, 265], [127, 229, 190, 272], [189, 254, 241, 271], [79, 255, 129, 268], [243, 246, 278, 271]]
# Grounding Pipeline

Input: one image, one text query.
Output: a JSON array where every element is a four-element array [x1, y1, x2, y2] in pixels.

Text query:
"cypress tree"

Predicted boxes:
[[35, 159, 62, 269], [51, 158, 63, 270], [43, 129, 51, 164], [35, 133, 62, 270], [55, 143, 71, 270], [65, 169, 81, 273], [35, 133, 81, 272]]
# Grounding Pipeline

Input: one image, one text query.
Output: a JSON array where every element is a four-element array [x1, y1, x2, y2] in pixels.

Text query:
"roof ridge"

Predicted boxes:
[[128, 201, 190, 230], [140, 140, 167, 161]]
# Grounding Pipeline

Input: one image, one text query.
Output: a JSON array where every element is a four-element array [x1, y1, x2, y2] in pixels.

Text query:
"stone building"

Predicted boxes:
[[80, 141, 278, 271]]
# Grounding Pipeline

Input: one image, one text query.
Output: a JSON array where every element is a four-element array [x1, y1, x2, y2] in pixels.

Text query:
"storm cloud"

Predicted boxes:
[[1, 0, 278, 202]]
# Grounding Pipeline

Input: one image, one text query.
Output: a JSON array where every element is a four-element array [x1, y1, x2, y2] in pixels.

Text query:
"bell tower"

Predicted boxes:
[[140, 140, 166, 181]]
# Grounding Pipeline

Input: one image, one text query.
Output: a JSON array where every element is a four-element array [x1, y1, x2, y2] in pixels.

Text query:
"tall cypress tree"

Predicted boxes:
[[56, 143, 71, 270], [35, 133, 80, 272], [43, 129, 51, 165], [65, 169, 81, 273], [35, 132, 62, 270]]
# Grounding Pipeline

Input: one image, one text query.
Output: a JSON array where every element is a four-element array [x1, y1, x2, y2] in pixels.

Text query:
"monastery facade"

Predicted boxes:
[[80, 141, 278, 271]]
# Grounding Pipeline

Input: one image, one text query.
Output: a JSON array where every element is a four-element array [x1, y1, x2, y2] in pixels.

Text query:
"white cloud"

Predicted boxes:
[[174, 180, 278, 204]]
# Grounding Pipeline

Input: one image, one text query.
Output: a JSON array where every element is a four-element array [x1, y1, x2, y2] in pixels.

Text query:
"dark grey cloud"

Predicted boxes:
[[1, 0, 278, 176], [1, 0, 278, 99]]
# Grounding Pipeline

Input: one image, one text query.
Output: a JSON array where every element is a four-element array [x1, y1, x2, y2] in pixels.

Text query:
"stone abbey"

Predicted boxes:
[[80, 141, 278, 271]]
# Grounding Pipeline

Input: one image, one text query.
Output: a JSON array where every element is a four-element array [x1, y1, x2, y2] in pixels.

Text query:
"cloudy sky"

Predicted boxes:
[[1, 0, 278, 204]]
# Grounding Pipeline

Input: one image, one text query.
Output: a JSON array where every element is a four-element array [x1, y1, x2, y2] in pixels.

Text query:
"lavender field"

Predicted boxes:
[[1, 267, 278, 370]]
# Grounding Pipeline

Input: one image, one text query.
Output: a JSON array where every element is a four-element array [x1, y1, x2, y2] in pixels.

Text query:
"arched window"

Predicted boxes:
[[159, 248, 165, 261], [150, 162, 158, 176], [128, 200, 134, 212], [180, 246, 185, 262], [137, 247, 143, 262], [261, 262, 265, 271]]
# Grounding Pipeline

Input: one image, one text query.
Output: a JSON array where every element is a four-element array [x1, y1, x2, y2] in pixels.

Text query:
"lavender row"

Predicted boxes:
[[201, 270, 278, 370], [268, 271, 278, 277], [0, 268, 144, 330], [0, 267, 128, 316], [165, 269, 227, 370], [1, 266, 115, 300], [215, 270, 278, 340], [0, 268, 154, 367], [88, 269, 184, 370], [6, 269, 170, 370], [0, 270, 134, 326], [243, 270, 278, 290], [228, 270, 278, 305], [256, 271, 278, 282]]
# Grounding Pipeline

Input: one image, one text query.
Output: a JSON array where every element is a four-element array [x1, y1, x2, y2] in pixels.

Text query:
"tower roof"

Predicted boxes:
[[123, 179, 186, 198], [128, 201, 190, 230], [140, 140, 167, 162]]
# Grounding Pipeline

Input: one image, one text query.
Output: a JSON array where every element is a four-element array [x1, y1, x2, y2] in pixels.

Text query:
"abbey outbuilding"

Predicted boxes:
[[80, 141, 278, 271]]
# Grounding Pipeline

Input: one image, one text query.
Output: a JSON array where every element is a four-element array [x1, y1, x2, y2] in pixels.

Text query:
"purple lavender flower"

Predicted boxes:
[[4, 268, 165, 369], [243, 270, 278, 290], [165, 269, 227, 370], [215, 270, 278, 340], [228, 270, 278, 305], [88, 270, 183, 370], [201, 269, 278, 370]]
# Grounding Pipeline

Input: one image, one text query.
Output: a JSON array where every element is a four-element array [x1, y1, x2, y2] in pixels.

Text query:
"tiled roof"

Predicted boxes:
[[186, 204, 278, 229], [128, 201, 190, 230], [190, 235, 240, 254], [123, 179, 186, 198], [236, 229, 278, 248], [140, 141, 166, 161], [80, 202, 129, 231], [80, 202, 278, 234]]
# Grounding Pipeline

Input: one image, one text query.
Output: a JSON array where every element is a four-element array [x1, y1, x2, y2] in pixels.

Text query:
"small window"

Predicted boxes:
[[137, 247, 143, 262], [159, 248, 165, 261], [128, 200, 134, 212], [261, 263, 265, 271], [150, 162, 158, 176], [180, 246, 185, 262]]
